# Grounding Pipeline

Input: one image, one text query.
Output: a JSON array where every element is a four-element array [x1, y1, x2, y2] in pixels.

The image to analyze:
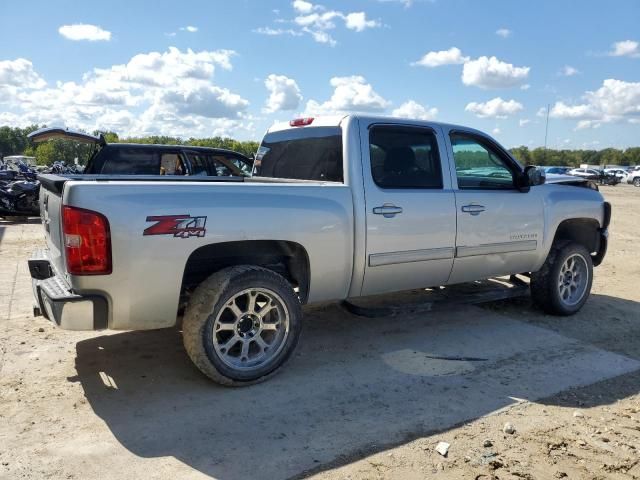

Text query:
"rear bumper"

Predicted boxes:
[[29, 249, 108, 330]]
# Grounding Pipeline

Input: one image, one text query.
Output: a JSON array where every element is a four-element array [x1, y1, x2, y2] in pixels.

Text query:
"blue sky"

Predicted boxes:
[[0, 0, 639, 148]]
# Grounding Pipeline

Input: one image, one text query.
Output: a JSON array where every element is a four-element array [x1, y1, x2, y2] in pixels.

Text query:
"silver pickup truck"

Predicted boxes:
[[29, 115, 610, 386]]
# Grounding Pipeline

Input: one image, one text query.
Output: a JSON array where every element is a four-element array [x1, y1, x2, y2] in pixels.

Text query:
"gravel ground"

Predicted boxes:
[[1, 185, 639, 480]]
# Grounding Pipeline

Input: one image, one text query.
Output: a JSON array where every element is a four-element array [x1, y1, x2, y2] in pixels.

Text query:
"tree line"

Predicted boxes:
[[1, 125, 639, 167]]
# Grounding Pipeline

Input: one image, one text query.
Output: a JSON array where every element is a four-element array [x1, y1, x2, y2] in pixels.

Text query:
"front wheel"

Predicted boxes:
[[634, 177, 640, 187], [182, 265, 302, 386], [530, 242, 593, 316]]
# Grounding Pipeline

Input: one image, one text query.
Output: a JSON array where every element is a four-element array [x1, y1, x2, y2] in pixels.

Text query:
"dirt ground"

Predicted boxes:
[[1, 185, 639, 480]]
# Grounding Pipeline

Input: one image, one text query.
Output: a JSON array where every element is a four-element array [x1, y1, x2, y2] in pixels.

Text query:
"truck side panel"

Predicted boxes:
[[63, 181, 354, 330]]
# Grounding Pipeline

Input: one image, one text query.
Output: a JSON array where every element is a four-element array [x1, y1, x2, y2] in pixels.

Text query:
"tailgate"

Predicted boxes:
[[38, 174, 68, 275]]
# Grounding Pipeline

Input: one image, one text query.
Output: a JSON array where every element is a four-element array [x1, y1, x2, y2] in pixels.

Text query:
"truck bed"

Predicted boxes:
[[37, 173, 354, 330]]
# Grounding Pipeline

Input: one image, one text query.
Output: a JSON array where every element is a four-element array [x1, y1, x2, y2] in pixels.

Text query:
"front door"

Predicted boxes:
[[361, 124, 457, 296], [445, 131, 544, 284]]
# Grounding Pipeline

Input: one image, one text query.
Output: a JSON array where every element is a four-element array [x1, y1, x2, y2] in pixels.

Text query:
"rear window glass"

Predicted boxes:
[[98, 148, 159, 174], [254, 127, 343, 182]]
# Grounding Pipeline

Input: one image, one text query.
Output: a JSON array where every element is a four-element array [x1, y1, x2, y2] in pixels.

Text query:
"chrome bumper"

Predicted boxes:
[[29, 250, 108, 330]]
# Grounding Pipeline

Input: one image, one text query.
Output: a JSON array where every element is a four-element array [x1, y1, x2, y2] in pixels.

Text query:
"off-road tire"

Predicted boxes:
[[530, 241, 593, 316], [182, 265, 302, 386]]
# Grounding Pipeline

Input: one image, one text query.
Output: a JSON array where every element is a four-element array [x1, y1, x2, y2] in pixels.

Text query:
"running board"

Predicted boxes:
[[342, 275, 530, 318]]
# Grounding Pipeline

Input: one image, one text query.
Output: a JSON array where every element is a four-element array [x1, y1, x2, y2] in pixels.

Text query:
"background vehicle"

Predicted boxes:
[[0, 158, 40, 217], [28, 127, 253, 177], [568, 167, 600, 179], [628, 169, 640, 186], [604, 168, 629, 183], [568, 167, 619, 186], [29, 115, 609, 386], [544, 166, 571, 175]]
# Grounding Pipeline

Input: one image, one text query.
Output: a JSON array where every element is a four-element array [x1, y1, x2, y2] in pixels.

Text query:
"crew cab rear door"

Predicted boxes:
[[360, 122, 456, 296], [443, 129, 544, 284]]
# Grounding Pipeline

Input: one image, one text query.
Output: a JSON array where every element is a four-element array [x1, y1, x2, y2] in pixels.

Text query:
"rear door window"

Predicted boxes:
[[369, 126, 442, 189], [254, 127, 343, 182]]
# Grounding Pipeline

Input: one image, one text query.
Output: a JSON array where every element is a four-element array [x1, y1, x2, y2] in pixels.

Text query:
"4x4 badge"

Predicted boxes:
[[144, 215, 207, 238]]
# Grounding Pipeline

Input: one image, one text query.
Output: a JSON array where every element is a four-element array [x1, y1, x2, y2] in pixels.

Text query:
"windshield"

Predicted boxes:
[[254, 127, 343, 182]]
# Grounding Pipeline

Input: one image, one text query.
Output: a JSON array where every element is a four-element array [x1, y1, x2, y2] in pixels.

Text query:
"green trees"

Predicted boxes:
[[509, 145, 637, 167], [0, 125, 40, 158]]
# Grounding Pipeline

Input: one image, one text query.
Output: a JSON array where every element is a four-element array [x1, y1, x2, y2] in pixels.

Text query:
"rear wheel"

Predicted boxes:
[[531, 242, 593, 316], [633, 177, 640, 187], [182, 265, 302, 386]]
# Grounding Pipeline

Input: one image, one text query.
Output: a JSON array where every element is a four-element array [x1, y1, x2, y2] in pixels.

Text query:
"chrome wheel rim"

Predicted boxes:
[[557, 253, 589, 307], [212, 288, 290, 371]]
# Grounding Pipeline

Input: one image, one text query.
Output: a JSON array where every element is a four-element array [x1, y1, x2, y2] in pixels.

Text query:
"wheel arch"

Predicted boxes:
[[180, 240, 311, 304], [551, 218, 601, 255]]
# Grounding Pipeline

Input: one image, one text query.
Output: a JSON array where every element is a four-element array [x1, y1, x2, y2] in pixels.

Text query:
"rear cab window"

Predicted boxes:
[[254, 127, 343, 182]]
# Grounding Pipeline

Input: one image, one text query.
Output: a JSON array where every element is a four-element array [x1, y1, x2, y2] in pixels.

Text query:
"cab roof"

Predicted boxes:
[[266, 114, 483, 136]]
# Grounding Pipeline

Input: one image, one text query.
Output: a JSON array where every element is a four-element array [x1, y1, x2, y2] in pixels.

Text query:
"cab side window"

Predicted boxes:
[[369, 126, 442, 189], [450, 134, 516, 190]]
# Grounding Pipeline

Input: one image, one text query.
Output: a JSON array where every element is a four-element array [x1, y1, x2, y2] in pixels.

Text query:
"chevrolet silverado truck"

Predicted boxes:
[[29, 115, 610, 386]]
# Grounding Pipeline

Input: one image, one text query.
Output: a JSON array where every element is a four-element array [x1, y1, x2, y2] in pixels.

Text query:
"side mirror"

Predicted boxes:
[[525, 165, 546, 186], [516, 166, 545, 192]]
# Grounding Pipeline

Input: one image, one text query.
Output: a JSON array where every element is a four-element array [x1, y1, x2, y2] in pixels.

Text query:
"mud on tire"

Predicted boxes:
[[182, 265, 302, 386], [530, 241, 594, 316]]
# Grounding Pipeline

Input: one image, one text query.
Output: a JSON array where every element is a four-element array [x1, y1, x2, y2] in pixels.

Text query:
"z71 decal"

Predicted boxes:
[[144, 215, 207, 238]]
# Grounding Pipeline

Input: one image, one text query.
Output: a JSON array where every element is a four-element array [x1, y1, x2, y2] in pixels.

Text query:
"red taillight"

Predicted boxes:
[[62, 206, 112, 275], [289, 117, 314, 127]]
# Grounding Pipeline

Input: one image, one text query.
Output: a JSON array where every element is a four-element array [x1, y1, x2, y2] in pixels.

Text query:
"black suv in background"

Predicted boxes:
[[28, 127, 253, 177]]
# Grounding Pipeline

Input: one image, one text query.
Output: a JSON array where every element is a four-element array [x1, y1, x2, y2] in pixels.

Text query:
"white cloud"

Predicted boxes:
[[0, 58, 46, 90], [378, 0, 414, 6], [305, 75, 390, 114], [391, 100, 438, 120], [256, 1, 379, 46], [411, 47, 468, 67], [608, 40, 640, 58], [180, 26, 198, 33], [465, 97, 523, 118], [496, 28, 512, 38], [159, 84, 248, 118], [546, 79, 640, 128], [492, 127, 501, 135], [293, 0, 317, 13], [264, 74, 303, 112], [345, 12, 380, 32], [560, 65, 580, 76], [462, 56, 530, 89], [549, 102, 596, 119], [252, 27, 302, 37], [520, 84, 531, 90], [519, 119, 530, 127], [1, 47, 252, 138], [58, 24, 111, 41]]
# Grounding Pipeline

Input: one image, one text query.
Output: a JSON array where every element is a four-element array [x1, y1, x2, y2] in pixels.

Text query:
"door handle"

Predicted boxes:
[[373, 204, 403, 217], [461, 204, 486, 216]]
